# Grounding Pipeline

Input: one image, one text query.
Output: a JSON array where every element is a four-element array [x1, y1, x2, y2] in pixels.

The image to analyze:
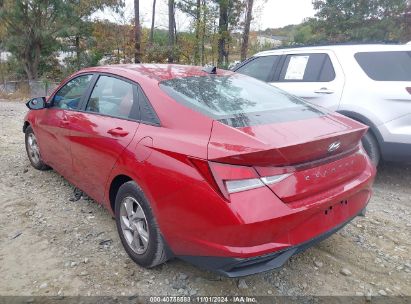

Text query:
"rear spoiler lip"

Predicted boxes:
[[255, 144, 363, 175], [210, 144, 362, 175], [209, 125, 368, 167]]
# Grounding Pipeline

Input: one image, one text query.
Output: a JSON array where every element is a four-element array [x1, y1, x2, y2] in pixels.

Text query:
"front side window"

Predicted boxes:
[[279, 53, 335, 82], [160, 74, 325, 127], [53, 75, 93, 109], [355, 51, 411, 81], [86, 76, 137, 119], [235, 56, 279, 81]]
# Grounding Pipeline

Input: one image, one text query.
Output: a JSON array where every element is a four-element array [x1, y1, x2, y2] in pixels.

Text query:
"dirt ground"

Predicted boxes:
[[0, 100, 410, 298]]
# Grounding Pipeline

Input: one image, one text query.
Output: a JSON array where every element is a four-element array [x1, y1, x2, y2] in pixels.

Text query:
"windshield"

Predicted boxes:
[[159, 74, 325, 127]]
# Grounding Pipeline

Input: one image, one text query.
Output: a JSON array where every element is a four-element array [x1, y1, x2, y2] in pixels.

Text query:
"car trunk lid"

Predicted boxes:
[[208, 113, 368, 166], [208, 114, 369, 203]]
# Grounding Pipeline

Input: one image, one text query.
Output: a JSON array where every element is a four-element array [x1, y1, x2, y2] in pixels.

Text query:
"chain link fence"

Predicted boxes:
[[0, 80, 59, 98]]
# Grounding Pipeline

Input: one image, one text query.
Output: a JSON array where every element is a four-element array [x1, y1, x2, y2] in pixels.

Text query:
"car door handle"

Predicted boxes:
[[314, 88, 334, 94], [107, 127, 129, 137]]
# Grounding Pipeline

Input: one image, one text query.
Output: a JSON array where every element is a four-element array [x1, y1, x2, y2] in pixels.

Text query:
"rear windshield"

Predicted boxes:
[[159, 75, 324, 127], [355, 51, 411, 81]]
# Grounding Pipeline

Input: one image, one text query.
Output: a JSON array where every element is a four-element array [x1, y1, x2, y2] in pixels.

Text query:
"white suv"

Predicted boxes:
[[233, 44, 411, 165]]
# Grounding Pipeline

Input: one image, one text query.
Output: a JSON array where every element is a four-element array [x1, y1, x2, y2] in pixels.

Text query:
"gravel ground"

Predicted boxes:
[[0, 100, 410, 298]]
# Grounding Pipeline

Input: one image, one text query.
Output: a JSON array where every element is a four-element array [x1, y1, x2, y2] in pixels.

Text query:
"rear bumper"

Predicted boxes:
[[180, 207, 366, 277], [381, 142, 411, 163], [168, 168, 374, 258], [378, 113, 411, 162], [159, 150, 375, 274]]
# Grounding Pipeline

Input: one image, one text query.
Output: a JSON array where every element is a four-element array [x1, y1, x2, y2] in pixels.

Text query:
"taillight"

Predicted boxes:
[[260, 174, 291, 184], [225, 178, 265, 194], [210, 162, 262, 198], [190, 158, 290, 200]]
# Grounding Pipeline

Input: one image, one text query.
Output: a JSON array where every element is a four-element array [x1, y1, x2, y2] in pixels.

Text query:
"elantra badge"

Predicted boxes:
[[328, 141, 341, 153]]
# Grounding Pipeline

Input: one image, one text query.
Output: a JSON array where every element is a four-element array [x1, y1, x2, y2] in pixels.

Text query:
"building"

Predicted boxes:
[[255, 35, 288, 48]]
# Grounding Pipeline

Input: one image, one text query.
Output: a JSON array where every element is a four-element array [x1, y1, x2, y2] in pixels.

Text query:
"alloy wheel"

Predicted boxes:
[[119, 196, 150, 254], [27, 133, 41, 165]]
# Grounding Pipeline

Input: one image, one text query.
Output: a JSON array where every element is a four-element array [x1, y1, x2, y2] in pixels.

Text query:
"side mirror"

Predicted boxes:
[[26, 97, 47, 110]]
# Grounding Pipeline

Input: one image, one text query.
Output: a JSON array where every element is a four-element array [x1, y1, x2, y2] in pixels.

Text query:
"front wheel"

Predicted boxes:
[[25, 125, 50, 170], [361, 131, 380, 167], [115, 181, 169, 268]]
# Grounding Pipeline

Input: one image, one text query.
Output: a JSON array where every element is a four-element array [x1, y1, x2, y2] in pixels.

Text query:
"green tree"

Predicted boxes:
[[176, 0, 219, 65], [312, 0, 408, 42], [176, 0, 203, 64], [70, 0, 124, 69], [289, 19, 327, 45], [0, 0, 123, 80], [214, 0, 244, 67]]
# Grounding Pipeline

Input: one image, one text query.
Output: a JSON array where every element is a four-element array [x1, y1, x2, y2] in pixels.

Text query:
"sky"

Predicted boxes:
[[99, 0, 316, 31], [256, 0, 315, 29]]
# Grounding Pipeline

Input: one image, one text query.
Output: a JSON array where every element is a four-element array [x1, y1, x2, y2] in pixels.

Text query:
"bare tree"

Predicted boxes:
[[134, 0, 141, 63], [168, 0, 175, 63], [149, 0, 157, 44], [240, 0, 253, 61]]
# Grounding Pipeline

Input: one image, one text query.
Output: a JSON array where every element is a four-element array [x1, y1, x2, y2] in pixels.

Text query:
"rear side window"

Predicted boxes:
[[160, 75, 325, 127], [355, 51, 411, 81], [86, 75, 138, 120], [235, 55, 279, 81], [138, 86, 160, 126], [279, 53, 335, 82]]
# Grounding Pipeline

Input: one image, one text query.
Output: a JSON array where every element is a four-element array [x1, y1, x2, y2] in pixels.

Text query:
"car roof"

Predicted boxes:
[[255, 44, 411, 57], [79, 64, 233, 84]]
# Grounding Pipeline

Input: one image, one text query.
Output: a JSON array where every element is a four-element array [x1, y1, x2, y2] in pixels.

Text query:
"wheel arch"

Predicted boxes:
[[107, 172, 175, 260], [23, 121, 30, 133], [108, 174, 132, 214]]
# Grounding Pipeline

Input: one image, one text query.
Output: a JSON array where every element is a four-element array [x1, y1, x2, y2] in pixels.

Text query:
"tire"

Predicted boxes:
[[361, 131, 380, 167], [115, 181, 169, 268], [24, 125, 50, 170]]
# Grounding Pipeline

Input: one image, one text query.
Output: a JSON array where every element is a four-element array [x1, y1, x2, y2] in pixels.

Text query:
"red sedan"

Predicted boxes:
[[23, 64, 375, 277]]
